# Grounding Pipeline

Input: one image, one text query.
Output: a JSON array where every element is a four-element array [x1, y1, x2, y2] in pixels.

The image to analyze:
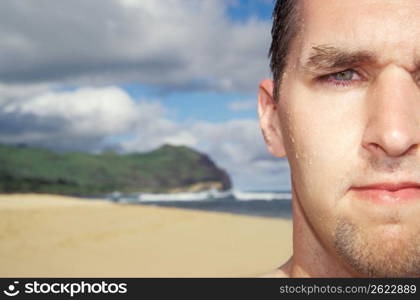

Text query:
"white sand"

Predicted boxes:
[[0, 194, 292, 277]]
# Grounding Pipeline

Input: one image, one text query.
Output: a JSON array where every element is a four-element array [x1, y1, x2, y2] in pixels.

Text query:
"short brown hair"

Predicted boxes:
[[269, 0, 300, 102]]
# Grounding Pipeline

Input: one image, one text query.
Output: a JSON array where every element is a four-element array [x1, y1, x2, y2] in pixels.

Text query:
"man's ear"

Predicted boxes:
[[258, 79, 287, 158]]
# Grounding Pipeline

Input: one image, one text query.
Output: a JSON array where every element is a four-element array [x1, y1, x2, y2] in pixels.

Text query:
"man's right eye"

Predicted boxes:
[[318, 69, 362, 88], [330, 70, 355, 81]]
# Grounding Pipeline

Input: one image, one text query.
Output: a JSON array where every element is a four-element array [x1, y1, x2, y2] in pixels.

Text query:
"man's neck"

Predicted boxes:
[[284, 190, 357, 277]]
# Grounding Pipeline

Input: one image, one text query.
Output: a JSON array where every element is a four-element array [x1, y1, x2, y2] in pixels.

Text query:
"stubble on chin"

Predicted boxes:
[[333, 216, 420, 277]]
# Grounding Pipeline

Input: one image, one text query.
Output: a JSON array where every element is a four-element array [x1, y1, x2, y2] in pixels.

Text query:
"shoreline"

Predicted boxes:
[[0, 194, 292, 277]]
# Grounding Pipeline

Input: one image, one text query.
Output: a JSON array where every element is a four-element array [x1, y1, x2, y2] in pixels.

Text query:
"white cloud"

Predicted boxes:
[[0, 0, 271, 93], [0, 85, 174, 152], [121, 118, 198, 153], [0, 83, 52, 103], [228, 99, 257, 111], [8, 87, 139, 135]]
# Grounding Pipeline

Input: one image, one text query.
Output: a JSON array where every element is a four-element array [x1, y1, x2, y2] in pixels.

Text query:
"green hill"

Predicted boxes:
[[0, 143, 231, 196]]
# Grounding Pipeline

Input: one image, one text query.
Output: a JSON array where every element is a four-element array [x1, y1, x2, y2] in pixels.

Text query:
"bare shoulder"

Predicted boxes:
[[258, 269, 289, 278], [257, 257, 292, 278]]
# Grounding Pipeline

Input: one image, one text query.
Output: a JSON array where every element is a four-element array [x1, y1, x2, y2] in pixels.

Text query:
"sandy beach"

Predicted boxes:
[[0, 194, 292, 277]]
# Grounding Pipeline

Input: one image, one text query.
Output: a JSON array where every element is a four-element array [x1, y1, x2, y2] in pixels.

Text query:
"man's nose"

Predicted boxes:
[[362, 68, 420, 158]]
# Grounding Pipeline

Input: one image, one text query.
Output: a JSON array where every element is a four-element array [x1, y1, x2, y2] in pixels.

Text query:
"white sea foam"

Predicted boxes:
[[138, 191, 209, 202], [233, 191, 292, 201], [135, 189, 291, 202]]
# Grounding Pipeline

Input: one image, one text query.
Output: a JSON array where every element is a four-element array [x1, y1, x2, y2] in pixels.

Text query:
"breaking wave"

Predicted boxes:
[[108, 189, 292, 203]]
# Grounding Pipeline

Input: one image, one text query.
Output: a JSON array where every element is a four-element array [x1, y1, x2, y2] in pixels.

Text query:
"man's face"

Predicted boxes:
[[272, 0, 420, 276]]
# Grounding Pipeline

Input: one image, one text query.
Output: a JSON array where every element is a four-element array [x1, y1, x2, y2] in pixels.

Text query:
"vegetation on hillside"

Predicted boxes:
[[0, 143, 231, 196]]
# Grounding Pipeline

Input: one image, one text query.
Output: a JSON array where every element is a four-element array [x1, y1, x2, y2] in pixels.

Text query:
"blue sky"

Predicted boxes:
[[227, 0, 274, 22], [0, 0, 291, 191], [123, 84, 257, 123]]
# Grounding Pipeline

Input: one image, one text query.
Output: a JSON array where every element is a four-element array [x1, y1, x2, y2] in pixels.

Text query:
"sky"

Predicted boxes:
[[0, 0, 291, 191]]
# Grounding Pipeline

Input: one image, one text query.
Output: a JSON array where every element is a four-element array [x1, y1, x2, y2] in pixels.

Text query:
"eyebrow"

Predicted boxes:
[[302, 45, 377, 73]]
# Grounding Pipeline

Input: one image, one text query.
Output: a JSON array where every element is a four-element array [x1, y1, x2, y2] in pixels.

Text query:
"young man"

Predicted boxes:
[[259, 0, 420, 277]]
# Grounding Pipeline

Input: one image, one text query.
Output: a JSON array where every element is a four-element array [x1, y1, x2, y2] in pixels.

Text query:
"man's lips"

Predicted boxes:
[[350, 182, 420, 203]]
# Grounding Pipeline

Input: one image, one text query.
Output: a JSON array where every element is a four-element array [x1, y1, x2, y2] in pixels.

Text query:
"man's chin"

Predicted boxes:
[[334, 218, 420, 277]]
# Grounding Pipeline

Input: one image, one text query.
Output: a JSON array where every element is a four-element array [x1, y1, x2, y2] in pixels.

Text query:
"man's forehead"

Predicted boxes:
[[300, 0, 420, 21], [293, 0, 420, 70]]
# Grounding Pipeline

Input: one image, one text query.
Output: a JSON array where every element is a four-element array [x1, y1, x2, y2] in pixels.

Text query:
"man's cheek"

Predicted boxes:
[[295, 136, 351, 202]]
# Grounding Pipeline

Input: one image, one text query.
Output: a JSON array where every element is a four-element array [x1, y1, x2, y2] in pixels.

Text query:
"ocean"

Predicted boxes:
[[106, 190, 292, 219]]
